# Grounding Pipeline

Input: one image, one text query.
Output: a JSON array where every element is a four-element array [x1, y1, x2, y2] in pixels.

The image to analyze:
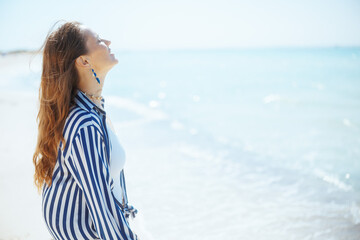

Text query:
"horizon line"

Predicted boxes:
[[2, 45, 360, 55]]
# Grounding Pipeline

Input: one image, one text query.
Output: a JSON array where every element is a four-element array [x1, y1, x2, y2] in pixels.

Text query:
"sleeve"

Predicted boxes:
[[67, 125, 138, 240]]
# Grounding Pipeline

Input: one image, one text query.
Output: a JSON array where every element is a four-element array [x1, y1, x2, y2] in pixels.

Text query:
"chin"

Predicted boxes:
[[112, 59, 119, 66], [107, 60, 118, 70], [110, 54, 118, 63]]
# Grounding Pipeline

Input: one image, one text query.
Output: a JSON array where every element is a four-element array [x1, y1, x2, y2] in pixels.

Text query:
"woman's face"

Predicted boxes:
[[81, 26, 118, 72]]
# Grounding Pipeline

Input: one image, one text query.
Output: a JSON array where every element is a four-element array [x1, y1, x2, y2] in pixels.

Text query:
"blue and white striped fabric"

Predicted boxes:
[[42, 89, 138, 240]]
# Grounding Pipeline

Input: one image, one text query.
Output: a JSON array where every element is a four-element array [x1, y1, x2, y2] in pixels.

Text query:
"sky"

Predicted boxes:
[[0, 0, 359, 51]]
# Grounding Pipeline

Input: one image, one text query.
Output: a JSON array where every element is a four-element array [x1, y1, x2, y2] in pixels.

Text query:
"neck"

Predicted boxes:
[[77, 68, 108, 94], [77, 68, 108, 109]]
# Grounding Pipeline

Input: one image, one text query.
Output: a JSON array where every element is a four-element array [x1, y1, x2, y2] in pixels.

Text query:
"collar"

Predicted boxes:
[[74, 89, 106, 115]]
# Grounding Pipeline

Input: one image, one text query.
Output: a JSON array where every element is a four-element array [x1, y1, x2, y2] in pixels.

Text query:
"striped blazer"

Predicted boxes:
[[42, 89, 138, 240]]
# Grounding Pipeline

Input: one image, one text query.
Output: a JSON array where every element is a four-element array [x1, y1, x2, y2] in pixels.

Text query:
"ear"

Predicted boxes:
[[75, 55, 91, 68]]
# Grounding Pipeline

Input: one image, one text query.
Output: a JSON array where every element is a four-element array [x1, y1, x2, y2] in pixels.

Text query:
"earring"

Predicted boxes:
[[91, 68, 101, 84]]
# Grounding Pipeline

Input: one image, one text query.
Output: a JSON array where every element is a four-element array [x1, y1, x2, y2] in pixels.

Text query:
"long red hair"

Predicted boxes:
[[33, 21, 88, 193]]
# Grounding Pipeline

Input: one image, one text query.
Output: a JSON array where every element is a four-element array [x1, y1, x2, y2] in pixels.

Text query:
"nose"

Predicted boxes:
[[104, 39, 111, 46]]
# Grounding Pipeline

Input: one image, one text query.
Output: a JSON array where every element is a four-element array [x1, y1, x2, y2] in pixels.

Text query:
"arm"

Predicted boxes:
[[67, 124, 138, 240]]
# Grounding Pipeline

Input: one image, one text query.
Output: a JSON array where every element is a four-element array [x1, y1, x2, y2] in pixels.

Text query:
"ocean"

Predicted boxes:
[[1, 47, 359, 239], [105, 47, 360, 240]]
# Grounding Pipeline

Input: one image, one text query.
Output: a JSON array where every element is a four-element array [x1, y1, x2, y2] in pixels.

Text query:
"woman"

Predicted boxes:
[[32, 21, 139, 240]]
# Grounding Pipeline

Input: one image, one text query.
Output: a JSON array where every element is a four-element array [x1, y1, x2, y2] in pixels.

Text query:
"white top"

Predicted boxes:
[[106, 117, 126, 204]]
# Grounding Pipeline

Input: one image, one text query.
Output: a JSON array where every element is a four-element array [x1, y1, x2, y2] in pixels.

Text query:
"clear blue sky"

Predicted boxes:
[[0, 0, 359, 51]]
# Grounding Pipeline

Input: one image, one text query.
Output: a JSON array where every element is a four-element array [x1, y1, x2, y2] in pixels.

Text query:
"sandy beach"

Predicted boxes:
[[0, 53, 158, 239]]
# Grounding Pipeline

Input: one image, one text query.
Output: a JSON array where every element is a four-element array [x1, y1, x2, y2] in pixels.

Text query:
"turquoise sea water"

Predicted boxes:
[[107, 47, 360, 188], [3, 47, 360, 239], [104, 47, 360, 239]]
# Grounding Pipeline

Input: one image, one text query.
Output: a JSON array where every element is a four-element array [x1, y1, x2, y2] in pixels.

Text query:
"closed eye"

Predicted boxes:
[[96, 35, 103, 42]]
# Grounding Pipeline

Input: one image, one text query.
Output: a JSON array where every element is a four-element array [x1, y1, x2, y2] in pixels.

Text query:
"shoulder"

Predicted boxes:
[[61, 106, 104, 154]]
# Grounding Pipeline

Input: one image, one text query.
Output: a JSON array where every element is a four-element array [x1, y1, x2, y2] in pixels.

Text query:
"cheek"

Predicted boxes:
[[92, 48, 112, 67]]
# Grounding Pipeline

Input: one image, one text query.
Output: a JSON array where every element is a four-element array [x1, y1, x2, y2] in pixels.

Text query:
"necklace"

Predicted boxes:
[[86, 93, 103, 101], [80, 90, 103, 101]]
